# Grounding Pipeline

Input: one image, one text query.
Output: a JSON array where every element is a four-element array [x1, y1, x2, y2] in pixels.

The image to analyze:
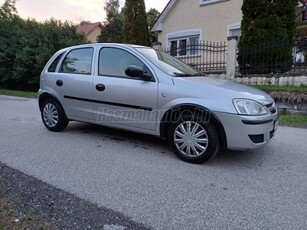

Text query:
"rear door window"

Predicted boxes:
[[60, 48, 94, 75]]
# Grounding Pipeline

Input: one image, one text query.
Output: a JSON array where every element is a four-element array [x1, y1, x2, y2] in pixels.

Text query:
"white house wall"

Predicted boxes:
[[157, 0, 243, 47]]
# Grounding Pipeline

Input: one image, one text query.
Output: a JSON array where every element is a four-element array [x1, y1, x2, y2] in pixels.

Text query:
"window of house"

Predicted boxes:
[[229, 28, 241, 37], [189, 37, 200, 55], [179, 39, 187, 56], [170, 41, 178, 56], [169, 35, 200, 57], [98, 47, 147, 79], [227, 23, 241, 39], [167, 30, 201, 57], [60, 48, 93, 75]]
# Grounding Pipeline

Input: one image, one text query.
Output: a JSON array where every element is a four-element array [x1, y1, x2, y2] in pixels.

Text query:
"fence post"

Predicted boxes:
[[226, 36, 238, 80], [152, 42, 163, 51]]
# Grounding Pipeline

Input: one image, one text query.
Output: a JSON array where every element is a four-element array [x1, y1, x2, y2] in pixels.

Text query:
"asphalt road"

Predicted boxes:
[[0, 95, 306, 230]]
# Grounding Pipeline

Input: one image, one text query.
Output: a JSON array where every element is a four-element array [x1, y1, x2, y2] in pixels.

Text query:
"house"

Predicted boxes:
[[152, 0, 307, 50], [76, 22, 102, 43], [152, 0, 243, 50], [152, 0, 307, 76]]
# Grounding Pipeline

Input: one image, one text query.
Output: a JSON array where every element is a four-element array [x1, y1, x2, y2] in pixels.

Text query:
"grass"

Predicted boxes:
[[0, 89, 37, 98], [255, 85, 307, 93], [279, 115, 307, 124], [0, 198, 50, 230]]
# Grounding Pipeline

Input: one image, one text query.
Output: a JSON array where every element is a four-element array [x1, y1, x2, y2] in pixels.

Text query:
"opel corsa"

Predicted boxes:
[[38, 43, 278, 163]]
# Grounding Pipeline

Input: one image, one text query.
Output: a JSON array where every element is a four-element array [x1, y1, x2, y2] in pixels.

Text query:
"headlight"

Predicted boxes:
[[233, 99, 268, 115]]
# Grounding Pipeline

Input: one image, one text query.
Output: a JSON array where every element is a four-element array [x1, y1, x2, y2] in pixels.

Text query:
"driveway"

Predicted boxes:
[[0, 95, 306, 230]]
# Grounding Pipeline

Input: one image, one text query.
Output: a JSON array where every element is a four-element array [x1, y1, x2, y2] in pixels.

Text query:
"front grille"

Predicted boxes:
[[265, 103, 277, 114]]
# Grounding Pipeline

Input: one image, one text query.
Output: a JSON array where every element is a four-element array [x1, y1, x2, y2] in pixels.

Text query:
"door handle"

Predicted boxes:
[[96, 84, 105, 91], [56, 80, 63, 87]]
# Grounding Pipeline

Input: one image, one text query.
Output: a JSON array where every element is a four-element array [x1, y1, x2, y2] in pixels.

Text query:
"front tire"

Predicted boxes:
[[168, 114, 219, 163], [41, 99, 68, 132]]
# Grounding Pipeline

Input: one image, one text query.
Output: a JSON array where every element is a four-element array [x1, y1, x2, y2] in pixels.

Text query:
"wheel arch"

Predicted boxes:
[[38, 92, 62, 111], [159, 104, 227, 148]]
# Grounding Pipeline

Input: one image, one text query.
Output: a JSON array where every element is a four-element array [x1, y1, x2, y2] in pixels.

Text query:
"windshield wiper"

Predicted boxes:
[[173, 72, 207, 77], [193, 72, 207, 76], [173, 72, 194, 77]]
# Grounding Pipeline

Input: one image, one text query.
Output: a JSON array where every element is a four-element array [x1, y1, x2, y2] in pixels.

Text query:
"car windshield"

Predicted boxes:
[[136, 47, 199, 77]]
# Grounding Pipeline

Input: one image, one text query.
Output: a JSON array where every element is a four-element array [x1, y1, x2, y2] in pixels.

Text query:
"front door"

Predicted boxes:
[[92, 47, 158, 131]]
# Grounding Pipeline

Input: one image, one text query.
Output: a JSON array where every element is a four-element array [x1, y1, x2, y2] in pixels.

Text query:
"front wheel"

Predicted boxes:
[[168, 115, 220, 163], [41, 99, 68, 132]]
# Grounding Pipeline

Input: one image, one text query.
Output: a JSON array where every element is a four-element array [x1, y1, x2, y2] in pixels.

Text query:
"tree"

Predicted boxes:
[[237, 0, 297, 74], [97, 0, 123, 43], [0, 0, 17, 19], [147, 8, 160, 44], [124, 0, 151, 46], [80, 20, 92, 25]]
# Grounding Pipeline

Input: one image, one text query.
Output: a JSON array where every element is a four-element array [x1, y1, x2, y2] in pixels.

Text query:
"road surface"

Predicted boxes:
[[0, 95, 306, 230]]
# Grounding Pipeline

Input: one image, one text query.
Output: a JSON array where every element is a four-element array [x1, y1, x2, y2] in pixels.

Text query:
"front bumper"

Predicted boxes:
[[214, 111, 278, 151]]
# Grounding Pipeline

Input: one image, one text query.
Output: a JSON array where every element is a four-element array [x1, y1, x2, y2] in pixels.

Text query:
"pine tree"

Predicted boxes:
[[147, 8, 160, 44], [237, 0, 297, 74], [124, 0, 151, 46], [97, 0, 124, 43]]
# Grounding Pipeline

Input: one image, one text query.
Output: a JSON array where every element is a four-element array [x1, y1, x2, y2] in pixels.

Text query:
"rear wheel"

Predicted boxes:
[[168, 114, 219, 163], [41, 99, 68, 132]]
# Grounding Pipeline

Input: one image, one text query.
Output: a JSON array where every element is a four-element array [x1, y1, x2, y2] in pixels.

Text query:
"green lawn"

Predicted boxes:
[[0, 89, 37, 98], [255, 85, 307, 93], [279, 115, 307, 124]]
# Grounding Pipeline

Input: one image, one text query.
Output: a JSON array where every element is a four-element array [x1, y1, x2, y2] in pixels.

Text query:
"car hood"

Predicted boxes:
[[172, 76, 274, 105]]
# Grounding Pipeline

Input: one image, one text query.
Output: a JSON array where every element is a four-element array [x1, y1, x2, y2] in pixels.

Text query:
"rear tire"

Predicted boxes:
[[168, 114, 219, 163], [41, 99, 68, 132]]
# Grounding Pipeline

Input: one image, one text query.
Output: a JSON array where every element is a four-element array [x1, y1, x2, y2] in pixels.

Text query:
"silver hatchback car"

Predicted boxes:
[[38, 43, 278, 163]]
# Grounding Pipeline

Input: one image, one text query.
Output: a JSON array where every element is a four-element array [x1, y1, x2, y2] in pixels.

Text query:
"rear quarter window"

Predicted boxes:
[[48, 52, 64, 72]]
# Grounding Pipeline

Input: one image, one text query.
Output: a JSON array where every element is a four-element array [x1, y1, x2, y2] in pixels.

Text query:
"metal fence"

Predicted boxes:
[[236, 38, 307, 76], [161, 38, 307, 76], [292, 38, 307, 75], [163, 41, 227, 74]]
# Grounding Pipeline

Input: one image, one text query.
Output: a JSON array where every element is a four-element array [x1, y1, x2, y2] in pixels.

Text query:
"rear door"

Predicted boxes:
[[52, 47, 94, 121]]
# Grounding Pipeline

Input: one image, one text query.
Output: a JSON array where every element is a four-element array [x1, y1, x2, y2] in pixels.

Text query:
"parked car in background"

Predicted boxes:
[[38, 43, 278, 163]]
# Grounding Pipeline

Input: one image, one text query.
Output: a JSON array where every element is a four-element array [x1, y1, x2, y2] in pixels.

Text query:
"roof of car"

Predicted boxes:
[[60, 43, 148, 51]]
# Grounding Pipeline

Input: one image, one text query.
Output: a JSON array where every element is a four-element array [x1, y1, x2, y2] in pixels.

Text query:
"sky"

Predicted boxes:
[[0, 0, 168, 23]]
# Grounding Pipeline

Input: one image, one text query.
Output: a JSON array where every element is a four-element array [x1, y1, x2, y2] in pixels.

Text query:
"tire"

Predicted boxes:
[[41, 99, 69, 132], [168, 114, 220, 164]]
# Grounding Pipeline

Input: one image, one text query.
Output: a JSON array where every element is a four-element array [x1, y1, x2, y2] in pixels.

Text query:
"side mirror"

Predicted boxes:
[[125, 65, 153, 81]]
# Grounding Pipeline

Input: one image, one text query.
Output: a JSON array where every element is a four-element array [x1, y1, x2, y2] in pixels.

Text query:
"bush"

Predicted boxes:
[[238, 39, 293, 74], [0, 16, 86, 91], [237, 0, 297, 74]]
